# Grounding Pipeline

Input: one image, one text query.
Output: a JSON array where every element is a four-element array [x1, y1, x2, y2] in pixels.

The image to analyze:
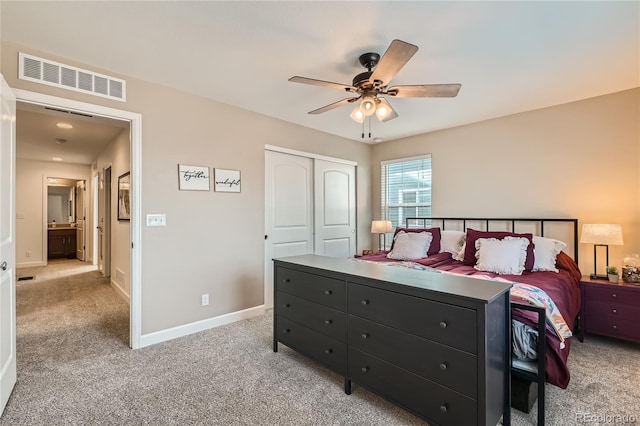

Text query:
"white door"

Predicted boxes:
[[314, 160, 356, 258], [0, 75, 17, 416], [75, 180, 85, 261], [264, 151, 313, 308], [98, 168, 111, 277]]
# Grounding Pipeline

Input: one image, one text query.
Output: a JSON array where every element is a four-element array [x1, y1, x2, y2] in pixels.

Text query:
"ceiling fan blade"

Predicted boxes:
[[309, 97, 359, 115], [387, 84, 462, 98], [289, 76, 355, 92], [369, 39, 418, 86]]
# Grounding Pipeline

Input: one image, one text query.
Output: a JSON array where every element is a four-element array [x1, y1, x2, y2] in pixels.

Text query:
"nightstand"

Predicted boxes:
[[580, 276, 640, 343]]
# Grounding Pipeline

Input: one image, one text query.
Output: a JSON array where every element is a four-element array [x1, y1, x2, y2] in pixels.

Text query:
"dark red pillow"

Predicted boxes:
[[390, 227, 441, 256], [463, 228, 535, 271]]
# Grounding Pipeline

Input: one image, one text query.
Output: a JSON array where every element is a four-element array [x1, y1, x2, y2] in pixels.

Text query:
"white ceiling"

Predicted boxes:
[[2, 1, 638, 145], [16, 103, 128, 165]]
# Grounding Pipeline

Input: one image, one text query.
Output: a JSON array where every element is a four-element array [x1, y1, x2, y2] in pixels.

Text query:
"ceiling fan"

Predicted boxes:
[[289, 39, 461, 129]]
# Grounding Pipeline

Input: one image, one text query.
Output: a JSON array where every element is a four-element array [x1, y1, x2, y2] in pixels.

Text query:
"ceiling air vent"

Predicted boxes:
[[18, 52, 126, 102]]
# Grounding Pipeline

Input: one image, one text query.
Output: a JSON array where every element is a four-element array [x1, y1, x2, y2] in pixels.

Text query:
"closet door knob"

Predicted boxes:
[[361, 333, 369, 339], [439, 321, 448, 329], [361, 366, 369, 373], [439, 362, 448, 371], [324, 289, 332, 295], [324, 349, 333, 355], [361, 300, 370, 305], [440, 403, 449, 413], [324, 319, 332, 325], [282, 303, 290, 308]]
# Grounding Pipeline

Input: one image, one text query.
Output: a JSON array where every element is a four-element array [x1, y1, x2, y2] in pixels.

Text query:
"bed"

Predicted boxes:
[[353, 217, 582, 425]]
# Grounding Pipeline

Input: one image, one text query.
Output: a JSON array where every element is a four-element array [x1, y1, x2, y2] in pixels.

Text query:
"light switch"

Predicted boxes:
[[146, 214, 166, 227]]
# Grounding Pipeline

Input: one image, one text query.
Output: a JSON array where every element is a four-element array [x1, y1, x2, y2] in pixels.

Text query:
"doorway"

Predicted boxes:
[[45, 178, 87, 261], [13, 88, 142, 349]]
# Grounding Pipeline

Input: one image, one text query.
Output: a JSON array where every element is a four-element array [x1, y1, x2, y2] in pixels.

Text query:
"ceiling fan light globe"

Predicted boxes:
[[360, 96, 376, 116], [350, 105, 365, 123], [377, 105, 389, 118]]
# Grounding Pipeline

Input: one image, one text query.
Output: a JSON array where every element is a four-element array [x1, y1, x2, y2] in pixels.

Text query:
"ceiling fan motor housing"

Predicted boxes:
[[352, 71, 374, 89]]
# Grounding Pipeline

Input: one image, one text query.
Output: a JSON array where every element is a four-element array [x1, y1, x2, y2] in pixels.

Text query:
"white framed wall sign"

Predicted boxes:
[[214, 168, 241, 193], [178, 164, 210, 191]]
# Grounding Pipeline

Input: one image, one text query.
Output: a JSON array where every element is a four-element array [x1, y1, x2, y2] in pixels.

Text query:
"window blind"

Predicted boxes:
[[381, 155, 432, 248]]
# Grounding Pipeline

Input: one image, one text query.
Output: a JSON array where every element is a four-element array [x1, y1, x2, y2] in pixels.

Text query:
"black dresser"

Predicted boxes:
[[273, 255, 512, 426]]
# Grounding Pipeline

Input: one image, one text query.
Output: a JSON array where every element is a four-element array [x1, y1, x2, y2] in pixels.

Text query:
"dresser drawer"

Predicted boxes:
[[348, 315, 477, 398], [585, 300, 640, 323], [276, 267, 345, 310], [349, 348, 477, 426], [276, 316, 346, 373], [584, 285, 640, 305], [584, 317, 640, 342], [277, 292, 345, 341], [348, 283, 477, 354]]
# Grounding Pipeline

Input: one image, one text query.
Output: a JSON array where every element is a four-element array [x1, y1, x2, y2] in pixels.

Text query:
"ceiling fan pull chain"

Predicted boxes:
[[368, 117, 372, 139], [361, 119, 365, 139]]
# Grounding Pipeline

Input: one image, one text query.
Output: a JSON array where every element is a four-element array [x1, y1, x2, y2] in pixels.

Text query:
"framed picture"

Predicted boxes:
[[214, 168, 241, 193], [178, 164, 210, 191], [117, 171, 131, 221]]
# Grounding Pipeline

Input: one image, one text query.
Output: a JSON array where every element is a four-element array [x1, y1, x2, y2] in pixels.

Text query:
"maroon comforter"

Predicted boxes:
[[355, 251, 582, 389]]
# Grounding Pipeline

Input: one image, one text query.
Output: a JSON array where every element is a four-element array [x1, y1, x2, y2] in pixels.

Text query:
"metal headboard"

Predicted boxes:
[[405, 217, 579, 264]]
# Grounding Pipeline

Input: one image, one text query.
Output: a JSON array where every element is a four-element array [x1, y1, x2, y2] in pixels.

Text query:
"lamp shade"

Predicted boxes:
[[580, 224, 624, 245], [371, 220, 392, 234]]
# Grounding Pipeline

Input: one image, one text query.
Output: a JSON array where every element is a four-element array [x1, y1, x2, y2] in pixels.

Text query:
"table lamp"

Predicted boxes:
[[580, 224, 624, 279], [371, 220, 393, 251]]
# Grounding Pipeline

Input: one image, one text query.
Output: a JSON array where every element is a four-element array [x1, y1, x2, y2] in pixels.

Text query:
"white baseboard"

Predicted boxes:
[[110, 278, 130, 304], [139, 305, 266, 348], [17, 260, 46, 269]]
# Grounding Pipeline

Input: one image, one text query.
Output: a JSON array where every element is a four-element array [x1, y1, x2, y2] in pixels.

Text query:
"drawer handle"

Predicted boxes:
[[439, 362, 448, 371], [439, 321, 448, 329], [440, 403, 449, 413], [324, 289, 332, 295], [612, 293, 617, 298], [613, 325, 618, 329], [282, 328, 290, 333], [361, 366, 369, 373], [324, 319, 333, 325], [324, 349, 333, 355], [361, 300, 370, 305], [282, 303, 290, 309], [361, 333, 369, 339], [612, 309, 617, 314]]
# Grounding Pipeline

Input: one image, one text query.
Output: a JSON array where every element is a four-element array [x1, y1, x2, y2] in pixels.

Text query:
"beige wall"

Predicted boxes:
[[95, 128, 131, 299], [2, 42, 372, 335], [372, 88, 640, 275], [16, 159, 92, 267]]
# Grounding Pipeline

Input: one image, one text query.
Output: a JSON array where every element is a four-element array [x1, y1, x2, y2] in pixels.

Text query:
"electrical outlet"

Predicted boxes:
[[201, 293, 209, 307], [25, 251, 31, 258]]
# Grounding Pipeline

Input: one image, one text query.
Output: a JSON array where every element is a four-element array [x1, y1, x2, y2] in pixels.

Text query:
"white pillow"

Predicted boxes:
[[474, 236, 529, 275], [440, 230, 466, 256], [387, 231, 433, 260], [532, 236, 566, 273]]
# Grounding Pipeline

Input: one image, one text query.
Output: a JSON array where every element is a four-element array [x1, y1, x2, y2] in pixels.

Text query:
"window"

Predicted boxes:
[[381, 155, 432, 247]]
